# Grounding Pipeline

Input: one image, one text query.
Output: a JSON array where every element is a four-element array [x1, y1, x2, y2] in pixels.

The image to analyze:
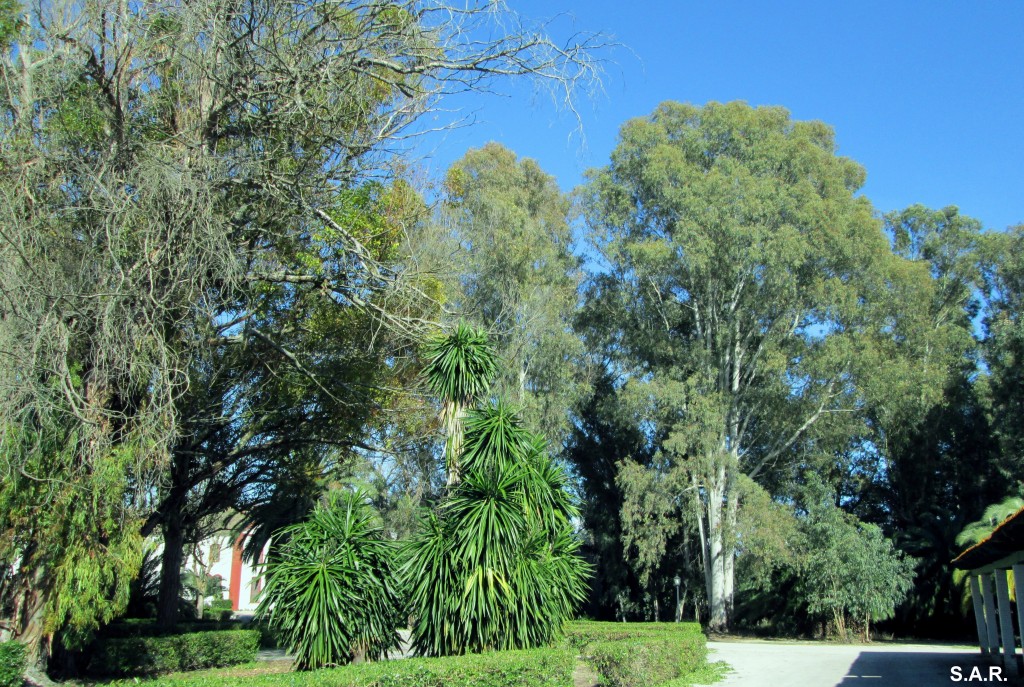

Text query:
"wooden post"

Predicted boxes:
[[971, 575, 991, 655], [982, 573, 1001, 655], [995, 570, 1017, 672], [1012, 565, 1024, 673]]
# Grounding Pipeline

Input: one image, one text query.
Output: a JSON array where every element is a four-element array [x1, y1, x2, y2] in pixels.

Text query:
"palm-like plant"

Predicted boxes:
[[255, 489, 402, 670], [402, 401, 591, 656], [422, 321, 499, 485]]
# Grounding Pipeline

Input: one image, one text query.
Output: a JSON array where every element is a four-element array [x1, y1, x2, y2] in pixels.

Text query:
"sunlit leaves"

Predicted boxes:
[[405, 347, 589, 656], [255, 489, 402, 670], [423, 322, 499, 407]]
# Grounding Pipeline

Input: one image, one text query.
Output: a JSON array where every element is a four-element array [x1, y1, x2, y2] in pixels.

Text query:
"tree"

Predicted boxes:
[[797, 480, 915, 641], [0, 0, 605, 663], [849, 205, 995, 636], [255, 489, 402, 670], [580, 101, 893, 630], [981, 225, 1024, 481], [402, 403, 590, 655], [404, 326, 589, 656], [436, 143, 588, 447], [422, 321, 498, 485]]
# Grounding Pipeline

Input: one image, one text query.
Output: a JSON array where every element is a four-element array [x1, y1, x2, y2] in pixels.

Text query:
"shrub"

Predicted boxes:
[[255, 489, 402, 670], [403, 404, 591, 656], [568, 622, 707, 687], [0, 641, 26, 687], [250, 621, 284, 649], [107, 646, 575, 687], [100, 619, 244, 638], [203, 598, 233, 622], [87, 629, 259, 676]]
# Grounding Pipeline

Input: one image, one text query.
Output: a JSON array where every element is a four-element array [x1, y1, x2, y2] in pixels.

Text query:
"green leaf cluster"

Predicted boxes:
[[255, 490, 403, 670], [403, 402, 590, 655], [87, 629, 259, 677], [407, 325, 590, 656], [0, 641, 25, 687]]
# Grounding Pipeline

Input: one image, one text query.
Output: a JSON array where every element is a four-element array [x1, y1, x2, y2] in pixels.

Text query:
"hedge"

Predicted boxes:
[[108, 646, 576, 687], [88, 629, 260, 677], [100, 622, 708, 687], [0, 641, 26, 687], [101, 619, 245, 638], [566, 622, 707, 687]]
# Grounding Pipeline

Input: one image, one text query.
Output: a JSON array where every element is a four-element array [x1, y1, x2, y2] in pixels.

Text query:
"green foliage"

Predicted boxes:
[[579, 100, 894, 630], [100, 620, 244, 639], [438, 143, 587, 446], [202, 609, 233, 623], [423, 321, 500, 481], [1, 0, 598, 658], [585, 639, 691, 687], [255, 489, 402, 670], [562, 621, 705, 646], [982, 226, 1024, 484], [423, 322, 499, 407], [0, 423, 147, 648], [106, 647, 576, 687], [99, 623, 712, 687], [567, 622, 707, 687], [403, 402, 590, 656], [87, 630, 259, 677], [956, 490, 1024, 549], [797, 481, 916, 637], [0, 641, 26, 687], [0, 0, 21, 52]]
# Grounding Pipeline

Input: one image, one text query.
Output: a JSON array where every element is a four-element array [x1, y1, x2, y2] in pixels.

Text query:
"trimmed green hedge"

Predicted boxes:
[[109, 647, 575, 687], [566, 622, 707, 687], [100, 622, 709, 687], [101, 619, 245, 638], [88, 629, 260, 677], [0, 641, 26, 687]]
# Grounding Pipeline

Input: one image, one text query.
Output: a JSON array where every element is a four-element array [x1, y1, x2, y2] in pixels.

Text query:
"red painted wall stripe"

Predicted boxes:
[[228, 534, 244, 611]]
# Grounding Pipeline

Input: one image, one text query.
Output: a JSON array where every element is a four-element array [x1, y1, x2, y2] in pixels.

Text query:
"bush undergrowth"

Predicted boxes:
[[0, 641, 26, 687], [88, 629, 259, 677]]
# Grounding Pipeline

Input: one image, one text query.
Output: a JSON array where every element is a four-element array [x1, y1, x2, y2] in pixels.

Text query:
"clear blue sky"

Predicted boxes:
[[419, 1, 1024, 232]]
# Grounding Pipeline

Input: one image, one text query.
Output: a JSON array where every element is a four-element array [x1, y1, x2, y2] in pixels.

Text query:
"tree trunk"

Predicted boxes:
[[156, 510, 185, 627], [724, 467, 739, 621], [11, 557, 49, 668], [705, 463, 728, 632], [443, 400, 467, 486]]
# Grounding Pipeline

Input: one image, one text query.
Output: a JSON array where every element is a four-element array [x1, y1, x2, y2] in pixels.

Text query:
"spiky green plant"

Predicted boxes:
[[255, 489, 402, 670], [402, 402, 591, 656], [422, 321, 499, 484]]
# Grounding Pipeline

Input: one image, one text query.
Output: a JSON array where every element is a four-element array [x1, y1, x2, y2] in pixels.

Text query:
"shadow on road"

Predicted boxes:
[[836, 649, 1018, 687]]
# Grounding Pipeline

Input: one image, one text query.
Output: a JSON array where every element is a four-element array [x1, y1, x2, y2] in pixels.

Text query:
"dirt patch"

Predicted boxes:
[[572, 660, 600, 687]]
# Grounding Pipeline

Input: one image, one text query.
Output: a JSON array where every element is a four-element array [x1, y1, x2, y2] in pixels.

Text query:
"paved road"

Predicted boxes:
[[699, 640, 1016, 687]]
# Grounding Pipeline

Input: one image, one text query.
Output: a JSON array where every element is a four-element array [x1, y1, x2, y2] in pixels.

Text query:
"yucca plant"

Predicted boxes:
[[422, 321, 499, 484], [255, 489, 402, 670], [402, 401, 591, 656]]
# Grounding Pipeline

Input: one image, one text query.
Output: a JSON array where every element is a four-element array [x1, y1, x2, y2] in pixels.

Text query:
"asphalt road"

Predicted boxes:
[[699, 640, 1017, 687]]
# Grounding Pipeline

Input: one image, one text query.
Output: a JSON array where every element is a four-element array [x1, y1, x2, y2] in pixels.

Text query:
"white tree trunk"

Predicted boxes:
[[705, 461, 729, 632]]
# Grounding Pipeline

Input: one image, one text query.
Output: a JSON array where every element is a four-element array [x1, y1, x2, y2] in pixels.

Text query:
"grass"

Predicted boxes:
[[661, 660, 731, 686]]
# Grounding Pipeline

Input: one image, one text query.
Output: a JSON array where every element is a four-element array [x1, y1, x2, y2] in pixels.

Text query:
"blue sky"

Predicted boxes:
[[419, 1, 1024, 232]]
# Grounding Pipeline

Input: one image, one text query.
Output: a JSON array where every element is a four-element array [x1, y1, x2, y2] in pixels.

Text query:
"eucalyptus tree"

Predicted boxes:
[[0, 0, 604, 660], [855, 205, 996, 634], [580, 101, 894, 630], [981, 225, 1024, 480], [436, 143, 588, 447]]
